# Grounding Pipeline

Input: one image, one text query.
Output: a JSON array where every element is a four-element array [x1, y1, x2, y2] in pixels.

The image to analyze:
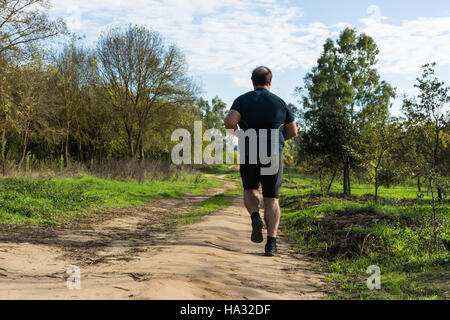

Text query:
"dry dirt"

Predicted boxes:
[[0, 177, 326, 300]]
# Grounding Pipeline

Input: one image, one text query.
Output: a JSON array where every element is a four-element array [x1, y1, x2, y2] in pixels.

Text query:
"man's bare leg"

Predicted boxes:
[[263, 198, 281, 238], [243, 189, 261, 215], [263, 197, 280, 256], [244, 189, 264, 243]]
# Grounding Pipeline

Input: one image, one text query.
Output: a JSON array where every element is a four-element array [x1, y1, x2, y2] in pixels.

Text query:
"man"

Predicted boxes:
[[224, 66, 298, 256]]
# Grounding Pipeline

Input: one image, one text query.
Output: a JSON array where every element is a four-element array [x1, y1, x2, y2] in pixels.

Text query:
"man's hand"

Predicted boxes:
[[283, 121, 298, 140], [224, 110, 241, 130]]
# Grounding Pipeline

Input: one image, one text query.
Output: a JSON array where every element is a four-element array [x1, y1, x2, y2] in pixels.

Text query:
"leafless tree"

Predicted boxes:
[[97, 25, 198, 159], [0, 0, 66, 55]]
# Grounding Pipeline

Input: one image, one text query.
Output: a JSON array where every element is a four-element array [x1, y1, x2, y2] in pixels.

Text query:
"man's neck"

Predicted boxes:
[[254, 85, 270, 91]]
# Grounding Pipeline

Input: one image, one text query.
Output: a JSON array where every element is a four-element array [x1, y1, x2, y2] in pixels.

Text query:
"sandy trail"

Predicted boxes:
[[0, 177, 325, 299]]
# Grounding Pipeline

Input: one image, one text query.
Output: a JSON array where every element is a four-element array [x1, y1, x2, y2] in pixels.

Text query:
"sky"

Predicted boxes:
[[49, 0, 450, 116]]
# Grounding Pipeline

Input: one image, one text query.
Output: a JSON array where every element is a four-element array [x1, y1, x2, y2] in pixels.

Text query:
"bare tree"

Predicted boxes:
[[49, 42, 92, 167], [0, 0, 66, 55], [97, 25, 198, 159]]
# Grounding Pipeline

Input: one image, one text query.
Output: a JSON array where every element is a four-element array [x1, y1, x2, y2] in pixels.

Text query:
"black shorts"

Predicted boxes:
[[239, 154, 284, 198]]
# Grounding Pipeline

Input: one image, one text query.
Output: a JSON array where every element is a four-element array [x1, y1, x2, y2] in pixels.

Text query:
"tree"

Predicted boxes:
[[403, 63, 450, 201], [359, 81, 396, 202], [0, 0, 66, 56], [198, 96, 227, 132], [298, 28, 393, 195], [5, 55, 47, 167], [0, 0, 66, 171], [97, 25, 198, 159], [0, 54, 12, 174], [361, 120, 401, 202], [48, 41, 92, 167]]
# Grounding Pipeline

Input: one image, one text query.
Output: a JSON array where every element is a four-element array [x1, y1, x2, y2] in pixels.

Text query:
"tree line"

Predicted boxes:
[[0, 0, 227, 173], [290, 28, 449, 200], [0, 2, 449, 201]]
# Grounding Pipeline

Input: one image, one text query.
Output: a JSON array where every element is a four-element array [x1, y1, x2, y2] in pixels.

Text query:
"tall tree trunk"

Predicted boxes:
[[123, 120, 134, 158], [139, 139, 144, 163], [343, 160, 351, 196], [90, 145, 96, 169], [19, 127, 29, 168], [348, 168, 351, 194], [327, 169, 337, 192], [437, 181, 442, 201], [319, 167, 324, 191], [125, 128, 134, 158], [417, 175, 422, 193], [374, 167, 379, 203], [139, 142, 145, 161], [128, 140, 134, 158], [78, 131, 83, 162], [343, 163, 348, 195], [1, 130, 6, 176], [434, 126, 442, 201], [65, 121, 70, 168], [135, 128, 144, 163]]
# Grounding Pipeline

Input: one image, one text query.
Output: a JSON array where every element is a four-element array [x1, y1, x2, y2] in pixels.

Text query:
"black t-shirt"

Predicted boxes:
[[230, 88, 295, 156]]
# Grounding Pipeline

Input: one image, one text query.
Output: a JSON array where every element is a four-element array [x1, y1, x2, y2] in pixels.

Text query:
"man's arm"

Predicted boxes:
[[224, 110, 241, 130], [283, 121, 298, 140]]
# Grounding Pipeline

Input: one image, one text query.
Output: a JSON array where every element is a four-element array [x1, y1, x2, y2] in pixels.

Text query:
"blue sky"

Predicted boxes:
[[49, 0, 450, 116]]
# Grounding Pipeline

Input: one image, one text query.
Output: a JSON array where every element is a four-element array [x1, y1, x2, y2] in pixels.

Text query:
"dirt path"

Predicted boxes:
[[0, 177, 326, 299]]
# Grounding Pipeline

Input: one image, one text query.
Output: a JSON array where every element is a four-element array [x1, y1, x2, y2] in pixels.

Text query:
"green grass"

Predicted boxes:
[[0, 173, 222, 226], [165, 167, 241, 227], [165, 166, 241, 227], [202, 164, 241, 181], [167, 188, 238, 226], [280, 170, 450, 300], [203, 164, 232, 175]]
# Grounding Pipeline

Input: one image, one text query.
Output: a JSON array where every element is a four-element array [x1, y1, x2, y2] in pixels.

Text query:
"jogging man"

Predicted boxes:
[[224, 66, 298, 256]]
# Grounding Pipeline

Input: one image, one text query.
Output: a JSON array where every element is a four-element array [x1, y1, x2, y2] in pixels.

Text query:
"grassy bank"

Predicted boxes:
[[280, 171, 449, 300], [0, 173, 222, 226]]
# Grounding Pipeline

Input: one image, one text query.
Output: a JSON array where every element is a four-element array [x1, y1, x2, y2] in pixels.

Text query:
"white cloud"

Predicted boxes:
[[49, 1, 450, 83], [232, 76, 253, 90], [360, 15, 450, 74], [49, 0, 342, 79]]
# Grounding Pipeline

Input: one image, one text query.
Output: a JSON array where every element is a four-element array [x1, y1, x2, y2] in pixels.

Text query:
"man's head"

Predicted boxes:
[[251, 66, 272, 89]]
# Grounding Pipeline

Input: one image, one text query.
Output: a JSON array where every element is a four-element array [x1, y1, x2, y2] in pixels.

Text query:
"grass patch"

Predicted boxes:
[[202, 164, 232, 175], [202, 164, 241, 181], [166, 166, 241, 227], [0, 173, 222, 226], [280, 171, 450, 300], [167, 190, 236, 226]]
